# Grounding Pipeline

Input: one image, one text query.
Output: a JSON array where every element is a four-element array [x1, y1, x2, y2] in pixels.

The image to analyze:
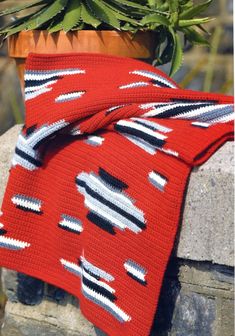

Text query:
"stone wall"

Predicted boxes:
[[0, 126, 233, 336], [0, 1, 234, 335]]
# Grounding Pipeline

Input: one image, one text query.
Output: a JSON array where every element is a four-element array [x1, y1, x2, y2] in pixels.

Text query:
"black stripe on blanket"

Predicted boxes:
[[76, 180, 146, 231], [126, 271, 147, 286], [87, 212, 116, 235], [98, 167, 128, 191], [25, 76, 62, 88], [15, 147, 42, 167], [114, 124, 165, 148], [155, 103, 213, 118], [82, 276, 117, 302]]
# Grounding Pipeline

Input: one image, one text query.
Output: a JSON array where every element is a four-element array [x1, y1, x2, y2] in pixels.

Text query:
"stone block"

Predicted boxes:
[[0, 124, 22, 206], [170, 292, 216, 336], [219, 299, 234, 336], [1, 314, 97, 336], [152, 259, 234, 336], [1, 292, 100, 336], [176, 142, 234, 267], [16, 273, 45, 305], [176, 261, 234, 294]]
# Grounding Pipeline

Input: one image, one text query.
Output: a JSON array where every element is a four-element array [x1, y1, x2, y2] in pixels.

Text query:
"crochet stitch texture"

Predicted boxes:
[[0, 53, 234, 336]]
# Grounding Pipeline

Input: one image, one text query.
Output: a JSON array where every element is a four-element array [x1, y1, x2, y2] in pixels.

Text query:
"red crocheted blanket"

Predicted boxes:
[[0, 53, 234, 336]]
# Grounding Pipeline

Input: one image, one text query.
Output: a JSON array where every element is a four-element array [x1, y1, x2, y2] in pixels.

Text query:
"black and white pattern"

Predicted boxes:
[[130, 117, 172, 134], [60, 255, 131, 323], [191, 121, 210, 128], [70, 126, 82, 136], [58, 214, 83, 234], [75, 168, 146, 235], [0, 223, 30, 250], [11, 194, 42, 214], [115, 119, 167, 155], [148, 170, 168, 192], [55, 91, 86, 103], [124, 259, 147, 285], [130, 70, 177, 89], [80, 255, 115, 282], [206, 111, 235, 124], [171, 98, 218, 104], [24, 68, 85, 101], [172, 103, 234, 123], [85, 135, 105, 147], [60, 258, 82, 277], [12, 120, 69, 171], [119, 82, 149, 89], [25, 87, 53, 101], [0, 222, 7, 236], [140, 102, 234, 124]]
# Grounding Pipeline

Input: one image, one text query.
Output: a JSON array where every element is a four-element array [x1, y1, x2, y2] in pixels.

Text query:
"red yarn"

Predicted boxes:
[[0, 53, 234, 336]]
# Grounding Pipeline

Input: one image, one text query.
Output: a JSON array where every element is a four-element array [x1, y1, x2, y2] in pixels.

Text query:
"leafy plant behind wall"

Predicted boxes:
[[0, 0, 214, 76]]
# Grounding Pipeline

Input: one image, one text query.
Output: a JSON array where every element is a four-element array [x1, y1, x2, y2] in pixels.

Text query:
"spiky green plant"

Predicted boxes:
[[0, 0, 214, 75]]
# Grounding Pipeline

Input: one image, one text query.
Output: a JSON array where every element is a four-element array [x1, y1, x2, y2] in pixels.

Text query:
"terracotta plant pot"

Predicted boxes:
[[8, 30, 156, 90]]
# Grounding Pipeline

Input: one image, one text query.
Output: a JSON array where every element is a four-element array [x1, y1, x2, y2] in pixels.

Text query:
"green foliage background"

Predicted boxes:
[[0, 0, 214, 75]]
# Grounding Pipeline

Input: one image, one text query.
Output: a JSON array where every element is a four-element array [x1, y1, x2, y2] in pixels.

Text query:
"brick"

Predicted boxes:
[[212, 265, 234, 285], [1, 314, 90, 336], [220, 299, 234, 336], [170, 292, 216, 336], [16, 273, 44, 305]]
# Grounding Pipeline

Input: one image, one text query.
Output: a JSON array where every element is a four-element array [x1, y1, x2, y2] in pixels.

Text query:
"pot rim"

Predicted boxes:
[[8, 29, 156, 59]]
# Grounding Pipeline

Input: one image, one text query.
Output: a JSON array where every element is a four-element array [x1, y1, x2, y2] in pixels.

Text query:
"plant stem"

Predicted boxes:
[[203, 25, 222, 92], [9, 90, 24, 124]]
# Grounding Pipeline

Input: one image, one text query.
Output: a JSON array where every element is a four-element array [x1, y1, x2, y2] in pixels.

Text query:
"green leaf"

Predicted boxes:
[[121, 22, 138, 32], [141, 13, 170, 26], [0, 9, 43, 34], [0, 0, 48, 16], [62, 0, 82, 32], [168, 0, 179, 25], [0, 11, 34, 33], [80, 3, 101, 28], [86, 0, 120, 30], [48, 16, 64, 32], [31, 0, 68, 28], [197, 24, 210, 34], [178, 17, 214, 28], [71, 21, 84, 30], [158, 31, 174, 65], [110, 0, 152, 12], [168, 0, 179, 13], [4, 0, 68, 36], [180, 0, 194, 11], [104, 2, 141, 26], [183, 27, 209, 45], [169, 28, 183, 76], [110, 0, 166, 15], [179, 0, 212, 20], [157, 2, 170, 12], [147, 0, 157, 7]]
